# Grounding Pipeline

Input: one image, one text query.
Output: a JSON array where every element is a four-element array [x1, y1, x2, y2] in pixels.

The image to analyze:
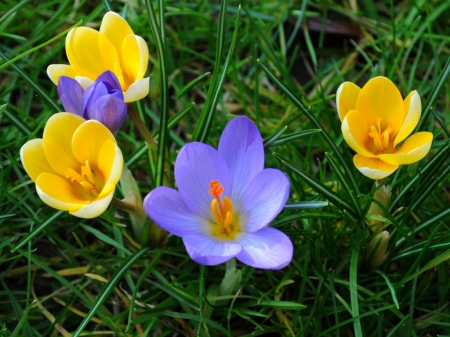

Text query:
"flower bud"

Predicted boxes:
[[366, 231, 390, 269]]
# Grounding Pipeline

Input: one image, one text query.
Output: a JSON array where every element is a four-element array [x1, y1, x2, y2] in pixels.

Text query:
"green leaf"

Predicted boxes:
[[263, 126, 287, 148], [176, 72, 210, 98], [269, 129, 321, 147], [350, 245, 363, 337], [72, 248, 149, 337], [0, 12, 16, 34], [243, 300, 306, 310], [80, 224, 131, 256], [275, 153, 356, 215], [283, 201, 328, 210], [416, 55, 450, 131], [257, 59, 359, 198], [375, 270, 399, 309]]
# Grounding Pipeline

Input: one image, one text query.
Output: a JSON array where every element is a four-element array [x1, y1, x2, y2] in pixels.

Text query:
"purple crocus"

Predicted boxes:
[[57, 70, 127, 135], [144, 117, 293, 270]]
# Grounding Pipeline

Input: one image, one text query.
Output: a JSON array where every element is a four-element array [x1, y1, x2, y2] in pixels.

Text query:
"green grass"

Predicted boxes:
[[2, 0, 450, 335]]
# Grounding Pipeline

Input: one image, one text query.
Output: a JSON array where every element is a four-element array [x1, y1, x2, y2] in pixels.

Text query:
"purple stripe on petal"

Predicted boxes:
[[236, 227, 293, 270], [183, 233, 241, 266], [96, 70, 122, 92], [57, 76, 84, 116], [239, 169, 290, 232], [218, 116, 264, 202], [175, 142, 231, 219], [85, 95, 127, 135], [144, 186, 207, 237]]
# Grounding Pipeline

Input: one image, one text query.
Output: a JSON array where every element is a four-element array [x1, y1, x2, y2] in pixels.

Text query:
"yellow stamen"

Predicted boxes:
[[368, 118, 392, 153], [208, 180, 239, 239], [64, 161, 99, 197]]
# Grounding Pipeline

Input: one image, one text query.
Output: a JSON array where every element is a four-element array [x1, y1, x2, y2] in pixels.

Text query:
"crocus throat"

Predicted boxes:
[[65, 160, 100, 198], [208, 180, 240, 239], [368, 117, 392, 153]]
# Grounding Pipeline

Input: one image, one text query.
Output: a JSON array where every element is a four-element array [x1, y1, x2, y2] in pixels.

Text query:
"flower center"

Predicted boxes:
[[208, 180, 240, 240], [368, 117, 392, 153], [64, 160, 100, 198]]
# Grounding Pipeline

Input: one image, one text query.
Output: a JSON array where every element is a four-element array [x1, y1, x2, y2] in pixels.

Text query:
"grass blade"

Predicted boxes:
[[350, 245, 363, 337]]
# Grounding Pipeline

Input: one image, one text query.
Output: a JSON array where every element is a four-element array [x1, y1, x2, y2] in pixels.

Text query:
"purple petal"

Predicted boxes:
[[57, 76, 84, 116], [239, 169, 290, 232], [183, 233, 241, 265], [175, 142, 231, 219], [82, 81, 110, 115], [85, 95, 127, 135], [236, 227, 293, 270], [96, 70, 122, 92], [218, 116, 264, 202], [143, 186, 207, 237]]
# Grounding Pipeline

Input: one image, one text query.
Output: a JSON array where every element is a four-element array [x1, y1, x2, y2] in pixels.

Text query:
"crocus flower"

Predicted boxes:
[[57, 70, 127, 135], [144, 117, 293, 270], [47, 12, 149, 103], [337, 76, 433, 179], [20, 113, 123, 218]]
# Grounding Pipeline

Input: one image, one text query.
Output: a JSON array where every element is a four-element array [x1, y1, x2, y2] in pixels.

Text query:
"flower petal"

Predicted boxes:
[[43, 113, 85, 175], [236, 227, 293, 270], [20, 139, 58, 182], [123, 77, 149, 103], [353, 154, 399, 180], [99, 12, 133, 60], [218, 116, 264, 203], [71, 120, 116, 169], [336, 82, 361, 121], [144, 186, 208, 237], [239, 169, 289, 232], [175, 142, 231, 219], [36, 172, 89, 211], [47, 64, 76, 85], [85, 95, 127, 135], [70, 189, 115, 218], [66, 27, 119, 80], [57, 76, 84, 116], [97, 140, 123, 197], [341, 110, 376, 158], [75, 76, 94, 90], [394, 90, 421, 147], [182, 233, 241, 266], [121, 34, 149, 86], [378, 132, 433, 165], [355, 76, 404, 135], [96, 70, 122, 91]]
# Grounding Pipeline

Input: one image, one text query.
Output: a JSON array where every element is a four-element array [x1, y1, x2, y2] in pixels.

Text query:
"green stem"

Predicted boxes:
[[226, 257, 236, 272], [111, 197, 136, 213], [127, 104, 156, 146]]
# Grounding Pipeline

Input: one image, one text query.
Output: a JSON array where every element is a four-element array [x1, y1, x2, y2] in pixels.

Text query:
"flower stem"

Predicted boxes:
[[127, 104, 157, 146], [111, 197, 136, 213], [226, 257, 237, 272]]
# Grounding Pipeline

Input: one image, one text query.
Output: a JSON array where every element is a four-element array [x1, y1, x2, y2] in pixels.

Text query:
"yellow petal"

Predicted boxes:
[[99, 12, 133, 59], [43, 113, 85, 175], [36, 172, 89, 211], [394, 90, 421, 147], [47, 64, 76, 85], [75, 76, 94, 90], [342, 110, 376, 158], [121, 34, 149, 87], [66, 27, 119, 80], [336, 82, 361, 121], [353, 154, 399, 180], [378, 132, 432, 165], [20, 139, 58, 182], [97, 140, 123, 197], [71, 120, 115, 169], [356, 76, 404, 136], [123, 77, 150, 103], [70, 189, 114, 219]]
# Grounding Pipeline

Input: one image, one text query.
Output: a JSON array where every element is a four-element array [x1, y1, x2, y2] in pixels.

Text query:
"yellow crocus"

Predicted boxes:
[[47, 12, 149, 103], [337, 76, 433, 179], [20, 113, 123, 218]]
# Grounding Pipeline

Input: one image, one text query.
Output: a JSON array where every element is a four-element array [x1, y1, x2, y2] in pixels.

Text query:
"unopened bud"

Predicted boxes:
[[366, 231, 390, 269]]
